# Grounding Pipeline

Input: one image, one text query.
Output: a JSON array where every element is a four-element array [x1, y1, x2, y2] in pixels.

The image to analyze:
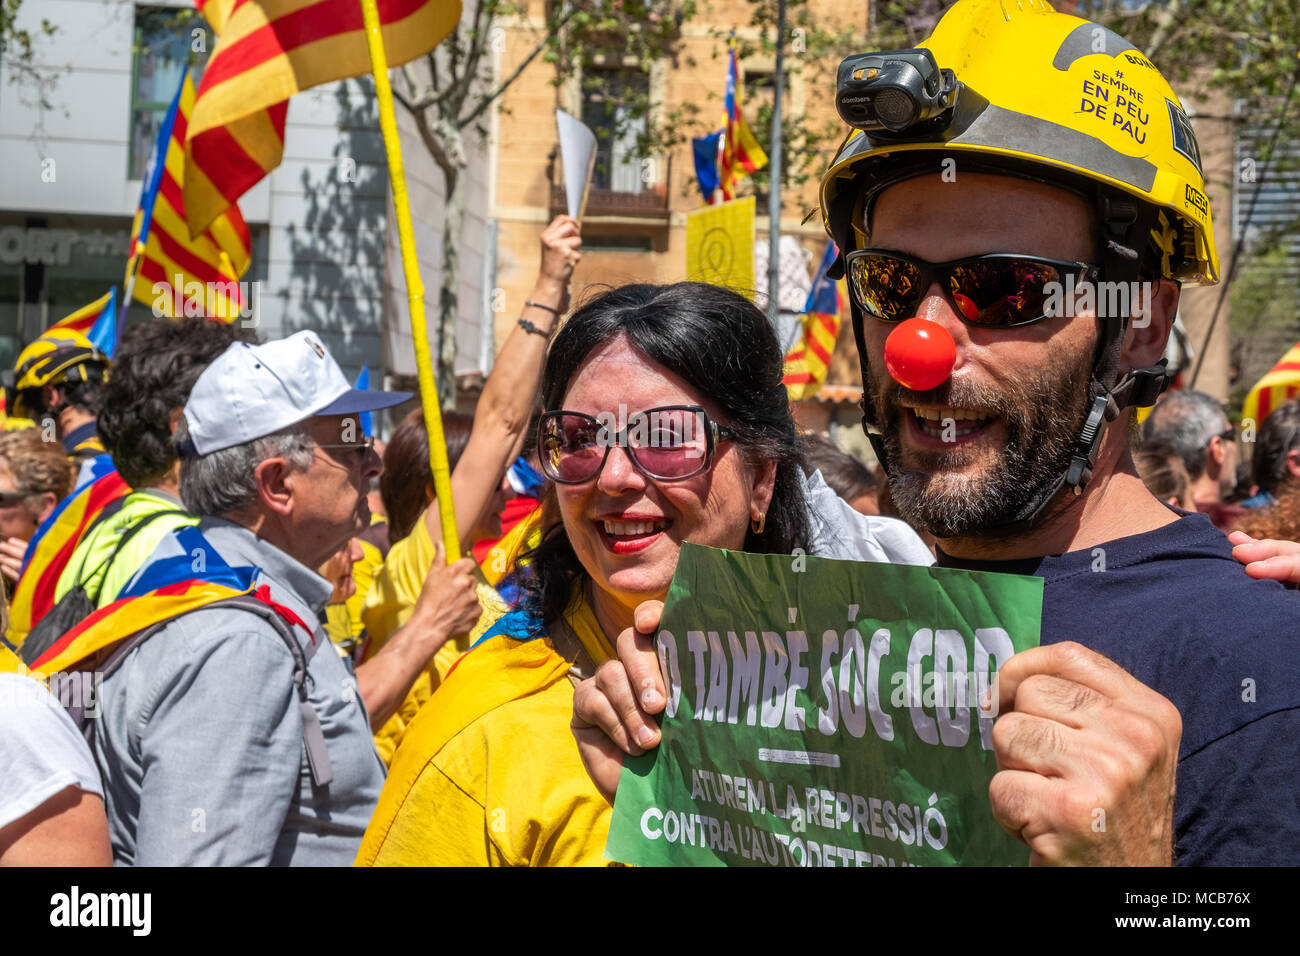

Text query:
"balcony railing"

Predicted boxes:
[[548, 149, 672, 221]]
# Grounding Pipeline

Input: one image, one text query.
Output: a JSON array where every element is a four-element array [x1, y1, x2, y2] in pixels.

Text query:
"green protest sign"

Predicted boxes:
[[606, 544, 1043, 867]]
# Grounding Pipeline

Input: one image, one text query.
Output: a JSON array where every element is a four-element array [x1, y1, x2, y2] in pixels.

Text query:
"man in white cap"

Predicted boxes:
[[92, 331, 482, 865]]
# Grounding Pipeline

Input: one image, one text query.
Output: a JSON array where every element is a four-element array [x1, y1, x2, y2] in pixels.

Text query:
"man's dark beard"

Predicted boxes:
[[867, 346, 1096, 539]]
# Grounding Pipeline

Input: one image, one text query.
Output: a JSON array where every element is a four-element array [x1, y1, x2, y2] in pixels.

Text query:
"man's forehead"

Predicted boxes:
[[866, 171, 1098, 261], [310, 414, 361, 439]]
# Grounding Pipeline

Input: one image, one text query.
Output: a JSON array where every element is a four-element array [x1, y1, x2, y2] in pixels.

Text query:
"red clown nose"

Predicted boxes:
[[883, 318, 957, 391]]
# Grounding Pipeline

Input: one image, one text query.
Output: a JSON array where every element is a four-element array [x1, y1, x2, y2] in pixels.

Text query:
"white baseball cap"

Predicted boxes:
[[179, 330, 411, 456]]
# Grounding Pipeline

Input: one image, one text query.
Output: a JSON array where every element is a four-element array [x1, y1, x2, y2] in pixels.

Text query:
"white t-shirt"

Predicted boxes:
[[0, 672, 104, 831]]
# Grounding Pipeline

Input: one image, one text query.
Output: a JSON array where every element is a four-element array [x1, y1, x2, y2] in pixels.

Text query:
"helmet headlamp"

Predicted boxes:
[[834, 48, 960, 134]]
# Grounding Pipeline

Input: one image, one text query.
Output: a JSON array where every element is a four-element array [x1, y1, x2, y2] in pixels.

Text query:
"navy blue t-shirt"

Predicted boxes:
[[937, 512, 1300, 866]]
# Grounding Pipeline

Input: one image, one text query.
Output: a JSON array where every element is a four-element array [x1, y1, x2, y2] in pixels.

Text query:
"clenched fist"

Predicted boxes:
[[989, 641, 1182, 866], [531, 215, 582, 317], [413, 541, 482, 653]]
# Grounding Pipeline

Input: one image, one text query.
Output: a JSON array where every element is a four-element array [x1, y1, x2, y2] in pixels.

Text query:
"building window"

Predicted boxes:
[[581, 67, 650, 192], [129, 7, 213, 180]]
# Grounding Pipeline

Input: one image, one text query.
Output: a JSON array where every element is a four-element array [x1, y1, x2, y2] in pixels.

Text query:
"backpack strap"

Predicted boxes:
[[87, 509, 190, 605], [80, 593, 334, 789], [66, 494, 132, 590]]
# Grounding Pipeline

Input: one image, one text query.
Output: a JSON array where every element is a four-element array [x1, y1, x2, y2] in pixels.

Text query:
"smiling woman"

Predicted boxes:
[[356, 282, 812, 866]]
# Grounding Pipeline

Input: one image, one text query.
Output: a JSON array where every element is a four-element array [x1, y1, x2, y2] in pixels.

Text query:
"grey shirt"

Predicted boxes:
[[94, 518, 385, 866]]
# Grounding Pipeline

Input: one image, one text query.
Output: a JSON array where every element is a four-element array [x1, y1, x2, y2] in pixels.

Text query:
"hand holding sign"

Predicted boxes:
[[571, 599, 665, 804], [989, 641, 1182, 866], [533, 215, 582, 316]]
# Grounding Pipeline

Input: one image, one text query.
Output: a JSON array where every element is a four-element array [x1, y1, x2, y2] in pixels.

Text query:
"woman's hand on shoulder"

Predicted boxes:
[[571, 600, 666, 804], [1228, 530, 1300, 585]]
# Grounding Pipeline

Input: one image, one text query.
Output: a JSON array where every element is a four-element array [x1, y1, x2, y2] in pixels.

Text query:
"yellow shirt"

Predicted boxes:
[[360, 508, 541, 765], [356, 591, 618, 867], [0, 644, 29, 676], [324, 518, 386, 658], [361, 511, 435, 646]]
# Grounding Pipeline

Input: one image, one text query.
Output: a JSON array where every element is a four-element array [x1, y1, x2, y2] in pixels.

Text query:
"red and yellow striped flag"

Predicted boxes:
[[1242, 341, 1300, 429], [783, 241, 842, 401], [719, 38, 767, 202], [195, 0, 238, 33], [128, 69, 252, 321], [4, 459, 131, 650], [183, 0, 463, 239]]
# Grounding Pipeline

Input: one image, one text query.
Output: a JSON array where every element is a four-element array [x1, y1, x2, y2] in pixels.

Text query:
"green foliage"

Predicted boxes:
[[1, 0, 55, 60], [869, 0, 947, 49], [2, 0, 57, 111], [1228, 241, 1300, 411], [1085, 2, 1298, 100], [1085, 2, 1300, 180], [394, 1, 696, 405], [546, 0, 696, 165], [132, 8, 205, 63], [1230, 242, 1300, 338], [615, 0, 862, 209], [1084, 3, 1300, 377], [719, 1, 866, 201], [397, 1, 693, 170]]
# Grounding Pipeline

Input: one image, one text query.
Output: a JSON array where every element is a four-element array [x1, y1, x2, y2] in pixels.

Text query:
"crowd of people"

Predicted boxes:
[[1, 0, 1297, 868]]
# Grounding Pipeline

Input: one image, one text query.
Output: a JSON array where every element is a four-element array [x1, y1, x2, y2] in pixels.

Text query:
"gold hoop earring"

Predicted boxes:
[[751, 513, 766, 534]]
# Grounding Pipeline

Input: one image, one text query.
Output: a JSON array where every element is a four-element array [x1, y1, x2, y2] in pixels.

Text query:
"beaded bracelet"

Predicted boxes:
[[523, 299, 561, 316]]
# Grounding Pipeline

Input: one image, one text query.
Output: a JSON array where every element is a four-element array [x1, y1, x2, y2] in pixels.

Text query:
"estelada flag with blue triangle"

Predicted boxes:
[[783, 240, 843, 401], [47, 288, 118, 357], [4, 455, 131, 650], [1242, 340, 1300, 429], [30, 525, 315, 675], [127, 65, 251, 322], [692, 129, 723, 203], [719, 36, 767, 201]]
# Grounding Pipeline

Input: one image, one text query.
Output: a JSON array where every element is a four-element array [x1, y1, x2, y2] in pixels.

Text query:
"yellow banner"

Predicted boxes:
[[685, 196, 755, 299]]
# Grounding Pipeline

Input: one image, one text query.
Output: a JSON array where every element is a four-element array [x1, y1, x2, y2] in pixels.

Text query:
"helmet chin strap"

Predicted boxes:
[[42, 386, 70, 422], [854, 191, 1172, 539]]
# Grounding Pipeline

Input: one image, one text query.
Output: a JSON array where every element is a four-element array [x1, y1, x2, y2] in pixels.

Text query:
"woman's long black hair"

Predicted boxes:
[[517, 281, 810, 628]]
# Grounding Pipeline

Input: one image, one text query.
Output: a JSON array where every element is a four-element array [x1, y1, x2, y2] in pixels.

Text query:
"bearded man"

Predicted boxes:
[[570, 0, 1300, 866]]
